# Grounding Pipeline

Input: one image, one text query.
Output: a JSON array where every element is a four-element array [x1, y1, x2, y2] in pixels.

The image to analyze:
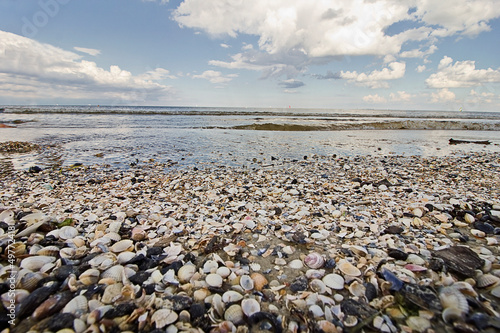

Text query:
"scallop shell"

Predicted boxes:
[[240, 275, 254, 291], [19, 272, 46, 292], [222, 290, 244, 303], [20, 256, 56, 271], [241, 298, 260, 317], [59, 226, 78, 240], [109, 239, 134, 253], [62, 295, 88, 316], [224, 304, 244, 325], [322, 274, 345, 290], [477, 273, 500, 288], [79, 268, 100, 285], [304, 252, 325, 269], [338, 259, 361, 277], [250, 272, 268, 291], [439, 286, 469, 314], [206, 273, 223, 288], [442, 307, 464, 323], [100, 265, 124, 282], [151, 309, 178, 329], [36, 245, 60, 257], [178, 264, 197, 283]]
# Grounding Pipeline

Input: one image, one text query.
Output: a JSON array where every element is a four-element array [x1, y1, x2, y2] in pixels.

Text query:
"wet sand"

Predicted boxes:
[[1, 152, 500, 332]]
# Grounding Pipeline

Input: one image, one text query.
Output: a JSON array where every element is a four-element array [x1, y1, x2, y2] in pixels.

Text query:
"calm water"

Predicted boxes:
[[1, 105, 500, 170]]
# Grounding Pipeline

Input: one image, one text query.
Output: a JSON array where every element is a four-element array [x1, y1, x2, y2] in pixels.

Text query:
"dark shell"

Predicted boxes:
[[387, 248, 408, 261], [364, 282, 378, 302], [248, 312, 283, 333], [32, 291, 73, 321], [32, 312, 75, 332], [383, 226, 404, 235], [472, 222, 495, 234], [432, 246, 484, 278], [166, 295, 193, 311], [16, 283, 60, 320], [340, 299, 377, 319], [428, 258, 445, 272], [290, 275, 309, 293], [380, 268, 404, 291], [129, 271, 151, 285], [103, 302, 137, 319], [400, 283, 442, 312]]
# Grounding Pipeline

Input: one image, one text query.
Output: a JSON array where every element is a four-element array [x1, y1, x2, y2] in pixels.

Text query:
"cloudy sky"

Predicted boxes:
[[1, 0, 500, 111]]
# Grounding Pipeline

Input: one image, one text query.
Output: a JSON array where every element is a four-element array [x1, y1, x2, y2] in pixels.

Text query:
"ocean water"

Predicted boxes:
[[1, 105, 500, 170]]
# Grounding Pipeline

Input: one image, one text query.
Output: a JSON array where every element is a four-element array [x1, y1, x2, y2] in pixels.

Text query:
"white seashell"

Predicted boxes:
[[470, 229, 486, 238], [100, 265, 124, 282], [0, 210, 14, 223], [309, 279, 327, 294], [203, 260, 219, 273], [486, 237, 498, 246], [337, 259, 361, 277], [224, 304, 244, 325], [212, 293, 225, 317], [88, 252, 117, 270], [206, 273, 223, 288], [59, 226, 78, 240], [348, 280, 366, 298], [439, 286, 469, 314], [306, 269, 326, 279], [442, 307, 464, 323], [20, 256, 56, 271], [406, 254, 426, 265], [477, 273, 500, 288], [322, 274, 344, 290], [216, 266, 231, 278], [490, 285, 500, 298], [309, 304, 324, 318], [289, 259, 304, 269], [406, 316, 431, 332], [151, 309, 178, 329], [79, 268, 100, 285], [464, 213, 475, 223], [63, 295, 88, 316], [349, 245, 368, 257], [21, 212, 46, 225], [109, 239, 133, 253], [304, 252, 325, 269], [178, 264, 196, 283], [59, 247, 76, 259], [36, 246, 60, 257], [222, 290, 243, 303], [104, 232, 121, 242], [101, 283, 123, 304], [241, 298, 260, 317], [240, 275, 254, 291], [117, 251, 136, 264]]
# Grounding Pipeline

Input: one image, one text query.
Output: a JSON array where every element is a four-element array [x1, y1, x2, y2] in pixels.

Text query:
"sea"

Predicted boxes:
[[1, 105, 500, 171]]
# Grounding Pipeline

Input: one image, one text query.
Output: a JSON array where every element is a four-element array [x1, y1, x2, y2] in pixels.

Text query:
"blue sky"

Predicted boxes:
[[1, 0, 500, 111]]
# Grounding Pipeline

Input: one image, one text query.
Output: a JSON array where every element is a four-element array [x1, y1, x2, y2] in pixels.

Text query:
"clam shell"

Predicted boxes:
[[306, 269, 326, 279], [9, 242, 27, 256], [36, 245, 60, 257], [241, 298, 260, 317], [289, 259, 304, 269], [250, 272, 268, 291], [224, 304, 244, 325], [178, 264, 196, 283], [212, 293, 225, 317], [490, 285, 500, 298], [101, 283, 123, 304], [100, 265, 124, 282], [222, 290, 243, 303], [19, 272, 46, 292], [310, 279, 327, 294], [322, 274, 344, 290], [59, 226, 78, 240], [109, 239, 134, 253], [206, 273, 223, 288], [439, 286, 469, 314], [338, 259, 361, 277], [304, 252, 325, 269], [88, 252, 117, 270], [477, 273, 500, 288], [117, 251, 136, 264], [20, 256, 56, 271], [62, 295, 88, 316], [240, 275, 254, 291], [216, 266, 231, 278], [348, 280, 366, 298], [79, 269, 100, 285], [151, 309, 178, 329]]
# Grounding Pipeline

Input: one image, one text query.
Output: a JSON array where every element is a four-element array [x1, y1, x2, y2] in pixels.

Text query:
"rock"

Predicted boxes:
[[432, 246, 484, 278]]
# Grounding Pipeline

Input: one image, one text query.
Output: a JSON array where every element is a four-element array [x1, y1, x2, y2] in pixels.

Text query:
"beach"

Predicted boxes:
[[1, 151, 500, 332]]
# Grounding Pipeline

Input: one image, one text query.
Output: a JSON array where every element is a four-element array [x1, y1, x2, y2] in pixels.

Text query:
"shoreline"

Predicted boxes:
[[1, 152, 500, 332]]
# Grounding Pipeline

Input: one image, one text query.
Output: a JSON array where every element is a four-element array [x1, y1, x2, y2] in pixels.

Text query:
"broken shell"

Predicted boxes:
[[224, 304, 244, 325], [442, 307, 464, 323], [79, 268, 100, 285], [304, 252, 325, 269], [348, 280, 366, 298], [151, 309, 178, 329], [212, 293, 225, 317], [250, 272, 268, 291], [62, 295, 88, 316], [322, 274, 344, 290], [241, 298, 260, 317], [178, 264, 196, 283], [338, 259, 361, 277], [477, 273, 500, 288]]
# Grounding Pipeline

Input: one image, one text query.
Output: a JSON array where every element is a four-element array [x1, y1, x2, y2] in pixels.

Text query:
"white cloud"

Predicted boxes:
[[468, 89, 496, 104], [0, 30, 174, 103], [220, 43, 230, 49], [426, 56, 500, 88], [337, 62, 406, 88], [400, 45, 437, 58], [73, 47, 101, 56], [363, 94, 387, 103], [416, 65, 426, 73], [192, 70, 238, 84], [431, 88, 456, 102], [390, 91, 413, 102]]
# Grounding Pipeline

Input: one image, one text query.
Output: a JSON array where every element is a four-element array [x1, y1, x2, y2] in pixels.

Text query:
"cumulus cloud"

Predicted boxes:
[[431, 88, 456, 102], [363, 94, 387, 103], [0, 30, 174, 103], [192, 70, 238, 84], [335, 62, 406, 89], [74, 47, 101, 56], [220, 43, 230, 49], [426, 56, 500, 88], [172, 0, 500, 76], [416, 65, 426, 73], [390, 91, 413, 101]]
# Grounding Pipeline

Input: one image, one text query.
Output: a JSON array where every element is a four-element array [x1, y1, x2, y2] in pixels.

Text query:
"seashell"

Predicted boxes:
[[151, 308, 178, 329], [406, 316, 431, 332], [20, 272, 46, 292], [1, 289, 29, 310], [222, 290, 243, 303], [117, 251, 136, 264], [79, 268, 100, 285], [322, 274, 344, 290], [349, 245, 368, 257], [121, 284, 136, 300], [62, 295, 88, 316], [109, 239, 134, 253], [224, 304, 244, 325], [316, 320, 338, 333], [88, 252, 117, 270], [306, 269, 326, 279], [36, 245, 60, 257], [206, 273, 223, 288], [344, 315, 358, 327], [337, 259, 361, 277], [309, 304, 324, 318], [452, 281, 477, 297], [203, 260, 219, 273], [104, 232, 121, 242], [304, 252, 325, 269], [406, 254, 426, 265], [404, 264, 427, 272], [486, 237, 498, 246], [9, 242, 27, 256], [32, 291, 73, 321], [240, 275, 254, 291], [212, 293, 225, 317], [21, 212, 46, 224], [439, 286, 469, 314], [216, 266, 231, 278], [289, 259, 304, 269], [464, 213, 475, 223], [162, 269, 179, 285], [178, 264, 196, 283], [59, 247, 76, 259], [241, 298, 260, 317], [178, 310, 191, 322], [490, 285, 500, 298], [348, 280, 366, 298], [20, 256, 56, 271], [59, 226, 78, 240], [250, 272, 268, 291], [194, 289, 210, 302], [442, 307, 464, 323], [470, 229, 486, 238], [476, 273, 500, 288], [309, 279, 327, 294], [100, 265, 124, 282], [0, 209, 14, 223], [101, 283, 123, 304]]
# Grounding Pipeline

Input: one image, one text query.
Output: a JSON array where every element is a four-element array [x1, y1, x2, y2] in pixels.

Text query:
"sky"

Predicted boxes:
[[0, 0, 500, 111]]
